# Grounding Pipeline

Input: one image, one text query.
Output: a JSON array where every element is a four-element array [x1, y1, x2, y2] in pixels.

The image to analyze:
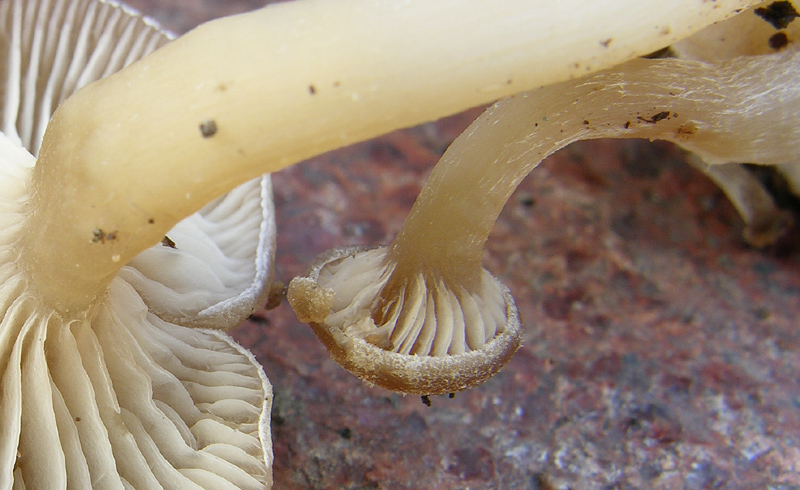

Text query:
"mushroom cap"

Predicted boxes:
[[288, 246, 522, 395], [0, 0, 274, 487], [119, 176, 276, 330]]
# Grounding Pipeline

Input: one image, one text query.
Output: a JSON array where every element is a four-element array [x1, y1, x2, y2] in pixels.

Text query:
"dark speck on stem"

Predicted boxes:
[[755, 1, 800, 30], [637, 111, 671, 124], [769, 32, 790, 50], [199, 119, 217, 138], [92, 228, 117, 244]]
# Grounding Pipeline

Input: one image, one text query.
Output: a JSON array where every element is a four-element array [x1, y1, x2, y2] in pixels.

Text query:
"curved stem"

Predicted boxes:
[[389, 49, 800, 291], [17, 0, 755, 313]]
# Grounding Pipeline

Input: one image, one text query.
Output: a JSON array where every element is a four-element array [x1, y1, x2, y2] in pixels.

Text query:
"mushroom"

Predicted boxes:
[[288, 245, 522, 395], [670, 0, 800, 245], [288, 1, 800, 395], [0, 0, 274, 487], [0, 0, 769, 487]]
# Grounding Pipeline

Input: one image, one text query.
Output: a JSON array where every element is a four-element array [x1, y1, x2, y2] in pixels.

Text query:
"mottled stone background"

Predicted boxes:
[[121, 1, 800, 488]]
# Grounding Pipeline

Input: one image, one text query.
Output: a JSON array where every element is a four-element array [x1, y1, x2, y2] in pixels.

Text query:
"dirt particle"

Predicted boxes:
[[199, 119, 217, 138], [75, 417, 81, 422], [161, 236, 177, 249], [769, 31, 790, 50], [637, 111, 671, 124], [599, 38, 612, 48], [147, 218, 155, 224], [755, 1, 799, 29], [583, 120, 590, 125], [675, 122, 696, 139], [92, 228, 117, 244], [624, 121, 631, 129], [308, 84, 317, 95], [421, 395, 431, 407]]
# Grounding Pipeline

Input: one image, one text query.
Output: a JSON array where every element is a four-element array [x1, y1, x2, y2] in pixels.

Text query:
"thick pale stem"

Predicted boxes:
[[389, 48, 800, 290], [18, 0, 755, 313]]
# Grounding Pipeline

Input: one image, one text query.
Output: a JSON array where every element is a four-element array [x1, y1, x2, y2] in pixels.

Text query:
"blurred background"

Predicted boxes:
[[122, 2, 800, 488]]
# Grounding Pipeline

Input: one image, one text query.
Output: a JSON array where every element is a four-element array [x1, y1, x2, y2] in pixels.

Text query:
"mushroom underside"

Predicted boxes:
[[0, 0, 275, 487], [288, 246, 522, 395]]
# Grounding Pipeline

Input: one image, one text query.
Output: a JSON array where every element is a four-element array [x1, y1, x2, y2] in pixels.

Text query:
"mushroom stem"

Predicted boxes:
[[18, 0, 756, 313], [388, 47, 800, 290], [287, 44, 800, 395]]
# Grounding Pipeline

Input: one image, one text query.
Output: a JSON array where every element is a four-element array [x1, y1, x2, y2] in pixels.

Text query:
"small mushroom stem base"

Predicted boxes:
[[288, 246, 522, 395], [686, 156, 791, 247]]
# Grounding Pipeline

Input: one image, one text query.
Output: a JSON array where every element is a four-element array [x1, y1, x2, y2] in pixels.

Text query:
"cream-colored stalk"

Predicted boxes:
[[288, 31, 800, 395], [671, 2, 800, 245], [21, 0, 756, 313], [398, 47, 800, 270]]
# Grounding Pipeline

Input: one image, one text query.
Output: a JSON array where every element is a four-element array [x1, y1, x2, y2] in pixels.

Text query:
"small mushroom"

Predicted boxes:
[[288, 246, 522, 395], [288, 19, 800, 395]]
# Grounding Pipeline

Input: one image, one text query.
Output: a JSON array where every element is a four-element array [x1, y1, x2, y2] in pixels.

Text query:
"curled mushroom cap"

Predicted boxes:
[[289, 246, 522, 395], [0, 0, 274, 487]]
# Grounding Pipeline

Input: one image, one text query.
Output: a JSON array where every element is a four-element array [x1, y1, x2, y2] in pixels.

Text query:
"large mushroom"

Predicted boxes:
[[0, 0, 773, 487], [0, 0, 274, 487]]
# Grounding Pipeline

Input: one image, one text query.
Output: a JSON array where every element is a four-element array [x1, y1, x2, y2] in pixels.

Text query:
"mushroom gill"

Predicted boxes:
[[289, 34, 800, 396], [288, 246, 521, 395], [0, 0, 273, 487]]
